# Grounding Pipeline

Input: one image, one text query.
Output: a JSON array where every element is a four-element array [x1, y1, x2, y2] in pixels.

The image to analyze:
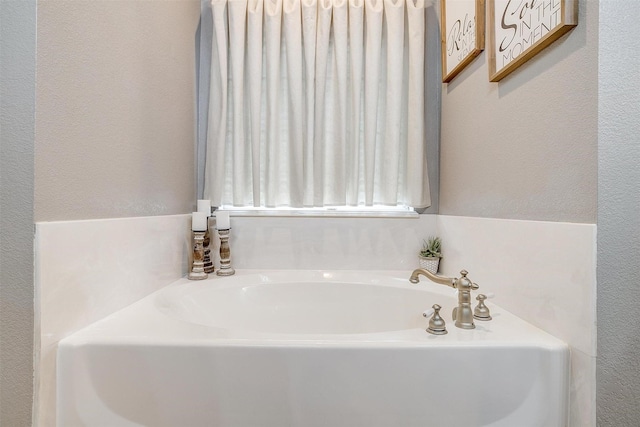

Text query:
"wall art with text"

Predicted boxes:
[[489, 0, 578, 82], [441, 0, 485, 83]]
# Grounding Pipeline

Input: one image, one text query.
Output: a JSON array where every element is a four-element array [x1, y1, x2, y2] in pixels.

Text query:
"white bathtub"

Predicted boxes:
[[57, 270, 569, 427]]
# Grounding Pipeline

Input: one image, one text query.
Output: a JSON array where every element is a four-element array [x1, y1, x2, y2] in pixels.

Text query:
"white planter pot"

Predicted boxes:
[[418, 256, 440, 274]]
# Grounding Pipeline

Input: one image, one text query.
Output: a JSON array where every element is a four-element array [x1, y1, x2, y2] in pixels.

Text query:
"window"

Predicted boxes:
[[198, 0, 433, 212]]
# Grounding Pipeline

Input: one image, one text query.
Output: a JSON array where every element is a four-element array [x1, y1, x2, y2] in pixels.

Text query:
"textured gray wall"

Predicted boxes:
[[0, 0, 36, 425], [1, 0, 200, 423], [35, 0, 201, 222], [439, 0, 597, 223], [597, 1, 640, 424]]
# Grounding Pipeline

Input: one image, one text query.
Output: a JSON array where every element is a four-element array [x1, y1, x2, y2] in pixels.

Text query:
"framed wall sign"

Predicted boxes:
[[441, 0, 485, 83], [488, 0, 578, 82]]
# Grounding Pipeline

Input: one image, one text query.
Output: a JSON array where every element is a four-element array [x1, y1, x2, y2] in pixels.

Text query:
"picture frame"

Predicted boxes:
[[488, 0, 578, 82], [441, 0, 485, 83]]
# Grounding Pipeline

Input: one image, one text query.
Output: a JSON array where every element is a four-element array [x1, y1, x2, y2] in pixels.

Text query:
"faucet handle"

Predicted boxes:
[[455, 270, 479, 291], [473, 293, 493, 321], [423, 304, 447, 335]]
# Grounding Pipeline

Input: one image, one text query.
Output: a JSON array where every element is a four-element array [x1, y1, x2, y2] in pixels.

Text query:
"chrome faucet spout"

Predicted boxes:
[[410, 268, 479, 330]]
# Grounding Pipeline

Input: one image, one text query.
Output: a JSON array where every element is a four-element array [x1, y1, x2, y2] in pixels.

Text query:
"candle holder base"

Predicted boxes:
[[188, 271, 208, 280], [216, 267, 235, 276]]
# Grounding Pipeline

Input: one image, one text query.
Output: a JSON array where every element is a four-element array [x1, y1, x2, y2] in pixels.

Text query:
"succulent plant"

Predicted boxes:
[[420, 236, 442, 258]]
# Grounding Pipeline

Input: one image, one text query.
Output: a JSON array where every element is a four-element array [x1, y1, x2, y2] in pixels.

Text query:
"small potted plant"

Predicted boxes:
[[419, 236, 442, 274]]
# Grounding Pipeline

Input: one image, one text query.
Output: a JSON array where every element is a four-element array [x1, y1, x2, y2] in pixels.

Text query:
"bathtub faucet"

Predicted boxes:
[[409, 269, 479, 330]]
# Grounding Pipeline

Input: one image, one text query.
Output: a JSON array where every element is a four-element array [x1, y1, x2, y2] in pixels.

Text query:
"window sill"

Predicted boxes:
[[217, 206, 420, 219]]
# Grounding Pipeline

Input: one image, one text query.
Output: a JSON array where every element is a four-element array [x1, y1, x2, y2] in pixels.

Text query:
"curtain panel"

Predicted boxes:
[[204, 0, 431, 208]]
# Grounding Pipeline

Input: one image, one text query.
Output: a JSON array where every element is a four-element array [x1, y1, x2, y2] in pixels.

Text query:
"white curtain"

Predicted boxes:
[[204, 0, 431, 208]]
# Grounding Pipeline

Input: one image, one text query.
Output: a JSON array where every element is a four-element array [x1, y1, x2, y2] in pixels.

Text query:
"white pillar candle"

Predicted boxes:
[[197, 199, 211, 215], [216, 210, 230, 229], [192, 212, 208, 231]]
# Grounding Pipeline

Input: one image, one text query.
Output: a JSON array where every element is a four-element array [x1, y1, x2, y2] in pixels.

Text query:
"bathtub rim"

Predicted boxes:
[[56, 269, 569, 352]]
